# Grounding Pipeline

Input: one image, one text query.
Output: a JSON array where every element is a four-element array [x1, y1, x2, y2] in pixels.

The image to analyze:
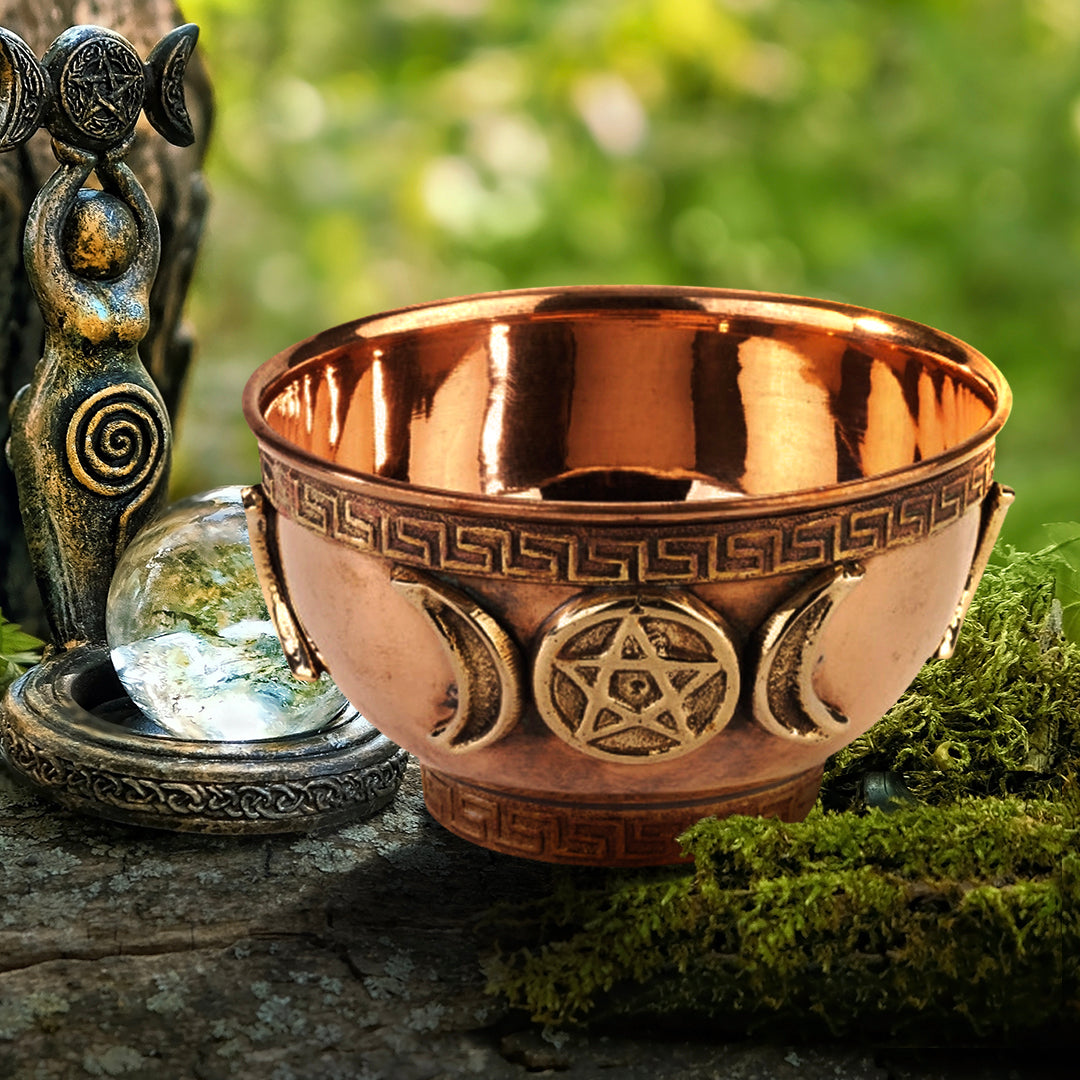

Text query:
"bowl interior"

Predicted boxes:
[[256, 294, 1005, 503]]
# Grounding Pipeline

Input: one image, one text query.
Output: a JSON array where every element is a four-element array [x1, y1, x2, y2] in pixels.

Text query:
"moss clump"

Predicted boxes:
[[484, 544, 1080, 1041], [486, 799, 1077, 1039]]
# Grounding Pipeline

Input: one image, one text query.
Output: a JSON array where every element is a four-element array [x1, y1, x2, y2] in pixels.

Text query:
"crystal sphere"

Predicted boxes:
[[106, 486, 348, 741]]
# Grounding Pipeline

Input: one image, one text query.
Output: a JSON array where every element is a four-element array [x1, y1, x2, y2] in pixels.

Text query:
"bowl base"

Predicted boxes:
[[421, 765, 823, 866]]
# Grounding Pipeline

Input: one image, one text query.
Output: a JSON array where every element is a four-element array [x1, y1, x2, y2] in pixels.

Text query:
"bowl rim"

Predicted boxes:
[[242, 285, 1012, 523]]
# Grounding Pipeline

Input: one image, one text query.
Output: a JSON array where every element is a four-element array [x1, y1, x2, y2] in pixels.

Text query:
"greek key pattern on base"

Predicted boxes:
[[422, 767, 821, 866], [1, 725, 408, 826], [262, 446, 995, 585]]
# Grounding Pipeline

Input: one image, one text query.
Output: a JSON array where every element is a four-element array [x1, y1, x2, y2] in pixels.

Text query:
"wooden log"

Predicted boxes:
[[0, 758, 1035, 1079]]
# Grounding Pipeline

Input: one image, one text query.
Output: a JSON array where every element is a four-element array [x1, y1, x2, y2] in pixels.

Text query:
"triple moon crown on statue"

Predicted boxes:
[[0, 23, 198, 648]]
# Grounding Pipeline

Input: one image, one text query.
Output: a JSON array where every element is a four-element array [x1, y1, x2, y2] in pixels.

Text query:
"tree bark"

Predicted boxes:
[[0, 759, 917, 1080], [0, 760, 1031, 1079], [0, 0, 211, 639]]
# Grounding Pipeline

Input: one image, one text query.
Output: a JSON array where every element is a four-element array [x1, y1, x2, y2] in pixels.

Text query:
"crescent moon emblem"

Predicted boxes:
[[144, 23, 199, 147], [751, 562, 864, 742], [391, 565, 524, 754], [936, 482, 1015, 659], [0, 27, 49, 153]]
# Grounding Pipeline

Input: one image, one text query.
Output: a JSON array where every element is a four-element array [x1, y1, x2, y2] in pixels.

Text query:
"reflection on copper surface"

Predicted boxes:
[[737, 333, 838, 494], [302, 371, 314, 438], [853, 315, 896, 337], [325, 364, 341, 451], [481, 323, 511, 495], [259, 291, 1005, 504], [371, 350, 389, 474]]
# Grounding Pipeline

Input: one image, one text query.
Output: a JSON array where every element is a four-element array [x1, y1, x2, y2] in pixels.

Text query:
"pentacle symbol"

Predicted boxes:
[[59, 36, 145, 143], [533, 591, 740, 763], [750, 562, 864, 742]]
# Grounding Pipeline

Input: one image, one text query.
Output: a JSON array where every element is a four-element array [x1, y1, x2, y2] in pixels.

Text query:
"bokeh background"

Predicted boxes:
[[175, 0, 1080, 552]]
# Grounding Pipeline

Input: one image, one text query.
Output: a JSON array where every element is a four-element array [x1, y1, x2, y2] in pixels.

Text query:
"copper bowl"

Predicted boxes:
[[242, 286, 1012, 866]]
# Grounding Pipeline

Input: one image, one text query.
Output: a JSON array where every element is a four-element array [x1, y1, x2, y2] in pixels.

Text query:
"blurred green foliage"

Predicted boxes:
[[0, 611, 45, 692], [177, 0, 1080, 550]]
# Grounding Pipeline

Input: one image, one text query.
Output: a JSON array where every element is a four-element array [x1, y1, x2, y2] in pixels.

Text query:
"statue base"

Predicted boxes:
[[0, 644, 408, 833]]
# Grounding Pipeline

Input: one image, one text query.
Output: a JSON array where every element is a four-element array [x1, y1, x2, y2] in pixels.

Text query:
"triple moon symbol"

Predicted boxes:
[[533, 590, 740, 764], [380, 561, 865, 758], [66, 383, 168, 500], [390, 566, 525, 754], [0, 24, 198, 154], [751, 562, 864, 742]]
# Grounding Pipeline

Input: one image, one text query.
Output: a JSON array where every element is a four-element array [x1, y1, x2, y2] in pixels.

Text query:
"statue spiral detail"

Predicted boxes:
[[66, 383, 168, 546]]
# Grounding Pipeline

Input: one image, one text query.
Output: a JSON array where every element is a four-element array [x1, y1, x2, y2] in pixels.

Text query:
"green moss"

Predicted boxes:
[[484, 543, 1080, 1041]]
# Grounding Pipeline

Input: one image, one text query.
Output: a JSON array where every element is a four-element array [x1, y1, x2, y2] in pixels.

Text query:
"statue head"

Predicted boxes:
[[62, 188, 138, 281]]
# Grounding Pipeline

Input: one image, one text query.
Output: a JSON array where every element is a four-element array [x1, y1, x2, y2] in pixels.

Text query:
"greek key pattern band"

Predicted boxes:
[[260, 446, 994, 586], [422, 766, 821, 865]]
